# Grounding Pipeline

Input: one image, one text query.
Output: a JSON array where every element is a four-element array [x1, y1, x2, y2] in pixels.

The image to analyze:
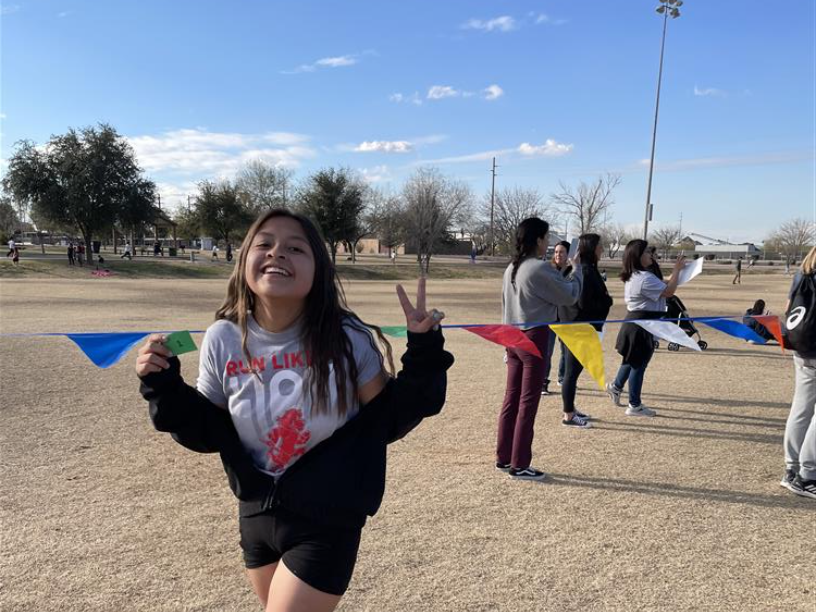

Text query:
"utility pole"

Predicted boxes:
[[490, 157, 497, 257]]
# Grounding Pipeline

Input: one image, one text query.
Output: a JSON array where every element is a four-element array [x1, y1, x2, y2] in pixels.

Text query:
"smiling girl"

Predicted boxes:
[[136, 209, 454, 611]]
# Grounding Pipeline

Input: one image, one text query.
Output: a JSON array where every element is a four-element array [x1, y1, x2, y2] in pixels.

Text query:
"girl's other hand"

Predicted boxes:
[[135, 334, 172, 376], [673, 255, 687, 271], [396, 277, 445, 333]]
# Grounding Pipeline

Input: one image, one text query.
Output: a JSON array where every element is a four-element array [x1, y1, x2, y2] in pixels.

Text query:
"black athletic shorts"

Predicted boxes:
[[239, 506, 363, 596]]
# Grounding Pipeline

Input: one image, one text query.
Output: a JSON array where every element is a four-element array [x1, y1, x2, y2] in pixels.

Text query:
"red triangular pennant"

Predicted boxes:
[[750, 315, 785, 352], [463, 325, 542, 358]]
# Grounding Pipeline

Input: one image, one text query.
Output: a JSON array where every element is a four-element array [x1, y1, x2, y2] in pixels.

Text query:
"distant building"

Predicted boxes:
[[693, 243, 761, 258]]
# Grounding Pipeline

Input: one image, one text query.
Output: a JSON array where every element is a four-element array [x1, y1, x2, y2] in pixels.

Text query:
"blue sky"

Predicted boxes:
[[1, 0, 814, 242]]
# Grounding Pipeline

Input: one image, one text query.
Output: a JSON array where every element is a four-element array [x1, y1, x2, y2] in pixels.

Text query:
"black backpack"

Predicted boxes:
[[785, 273, 816, 353]]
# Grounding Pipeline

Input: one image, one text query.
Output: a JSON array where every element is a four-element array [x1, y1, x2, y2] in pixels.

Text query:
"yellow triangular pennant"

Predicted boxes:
[[550, 323, 606, 390]]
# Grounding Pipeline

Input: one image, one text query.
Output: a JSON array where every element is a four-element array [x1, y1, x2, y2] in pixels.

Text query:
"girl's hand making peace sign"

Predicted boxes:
[[396, 277, 445, 333]]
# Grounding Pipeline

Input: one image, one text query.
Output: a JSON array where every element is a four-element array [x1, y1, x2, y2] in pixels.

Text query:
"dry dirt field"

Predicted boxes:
[[1, 271, 813, 611]]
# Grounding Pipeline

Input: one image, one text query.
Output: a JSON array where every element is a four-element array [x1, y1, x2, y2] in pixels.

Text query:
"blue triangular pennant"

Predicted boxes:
[[66, 332, 150, 368], [697, 318, 766, 344]]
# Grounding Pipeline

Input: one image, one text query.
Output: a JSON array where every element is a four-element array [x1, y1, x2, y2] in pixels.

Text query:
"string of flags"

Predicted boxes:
[[0, 315, 786, 379]]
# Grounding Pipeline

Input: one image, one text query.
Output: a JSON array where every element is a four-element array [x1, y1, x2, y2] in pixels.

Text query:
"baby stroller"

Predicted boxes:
[[653, 295, 708, 352]]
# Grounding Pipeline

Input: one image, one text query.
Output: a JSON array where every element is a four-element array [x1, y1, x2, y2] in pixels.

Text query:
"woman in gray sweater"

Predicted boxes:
[[497, 218, 583, 481]]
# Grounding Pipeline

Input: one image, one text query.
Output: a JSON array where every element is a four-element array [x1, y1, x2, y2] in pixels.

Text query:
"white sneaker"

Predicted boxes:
[[605, 382, 622, 407], [625, 404, 656, 417]]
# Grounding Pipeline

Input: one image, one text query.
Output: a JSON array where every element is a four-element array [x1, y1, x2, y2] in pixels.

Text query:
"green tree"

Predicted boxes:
[[173, 204, 202, 245], [2, 124, 155, 264], [195, 180, 253, 245], [298, 167, 365, 264], [0, 192, 22, 243]]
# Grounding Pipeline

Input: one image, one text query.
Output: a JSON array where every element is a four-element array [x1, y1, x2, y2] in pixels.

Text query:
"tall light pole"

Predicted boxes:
[[643, 0, 682, 240]]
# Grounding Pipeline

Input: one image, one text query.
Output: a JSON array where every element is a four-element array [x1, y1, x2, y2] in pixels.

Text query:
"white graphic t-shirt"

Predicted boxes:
[[196, 316, 383, 477]]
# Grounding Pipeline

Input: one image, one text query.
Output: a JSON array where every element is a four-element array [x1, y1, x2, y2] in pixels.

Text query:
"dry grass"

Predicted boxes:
[[1, 272, 812, 611]]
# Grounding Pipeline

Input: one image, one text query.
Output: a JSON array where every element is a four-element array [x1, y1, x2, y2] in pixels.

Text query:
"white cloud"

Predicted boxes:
[[421, 139, 574, 165], [1, 5, 20, 15], [0, 112, 6, 119], [534, 13, 550, 24], [518, 139, 573, 156], [154, 181, 200, 208], [283, 54, 359, 74], [389, 92, 423, 106], [354, 140, 413, 154], [57, 10, 71, 18], [462, 16, 517, 32], [483, 84, 504, 101], [694, 85, 727, 97], [127, 128, 316, 176], [636, 151, 814, 172], [427, 85, 460, 100], [360, 165, 392, 183], [315, 55, 357, 68]]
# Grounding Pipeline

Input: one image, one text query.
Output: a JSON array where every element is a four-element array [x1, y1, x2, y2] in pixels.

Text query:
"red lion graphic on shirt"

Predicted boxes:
[[265, 408, 311, 470]]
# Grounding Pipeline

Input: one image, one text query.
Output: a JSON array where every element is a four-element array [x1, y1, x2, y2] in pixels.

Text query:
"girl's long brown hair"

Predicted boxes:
[[215, 209, 395, 417], [620, 239, 649, 282]]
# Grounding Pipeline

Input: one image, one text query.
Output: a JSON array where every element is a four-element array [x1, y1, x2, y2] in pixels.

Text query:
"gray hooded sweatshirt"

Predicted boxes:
[[502, 258, 583, 330]]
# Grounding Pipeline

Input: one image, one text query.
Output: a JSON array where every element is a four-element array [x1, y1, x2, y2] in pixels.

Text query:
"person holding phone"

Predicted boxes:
[[498, 219, 582, 480], [606, 240, 686, 416], [541, 240, 572, 395]]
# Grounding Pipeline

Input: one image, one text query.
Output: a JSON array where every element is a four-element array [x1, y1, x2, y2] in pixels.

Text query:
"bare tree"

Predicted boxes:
[[650, 224, 683, 258], [236, 160, 294, 214], [481, 186, 553, 255], [767, 218, 816, 262], [550, 173, 621, 235], [601, 222, 635, 259], [367, 189, 406, 257], [402, 167, 472, 274]]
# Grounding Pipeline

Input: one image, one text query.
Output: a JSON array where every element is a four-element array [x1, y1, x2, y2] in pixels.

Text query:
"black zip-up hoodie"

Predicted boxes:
[[558, 262, 613, 330], [139, 329, 454, 529]]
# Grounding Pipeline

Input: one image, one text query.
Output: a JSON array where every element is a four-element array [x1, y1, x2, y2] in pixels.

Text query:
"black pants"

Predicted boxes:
[[561, 348, 584, 413]]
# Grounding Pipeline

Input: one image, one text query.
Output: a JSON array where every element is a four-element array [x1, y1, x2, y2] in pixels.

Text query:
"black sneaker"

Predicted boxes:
[[790, 475, 816, 499], [508, 466, 547, 481], [562, 415, 592, 429], [495, 462, 511, 472], [541, 381, 551, 396], [780, 468, 797, 491], [574, 409, 592, 420]]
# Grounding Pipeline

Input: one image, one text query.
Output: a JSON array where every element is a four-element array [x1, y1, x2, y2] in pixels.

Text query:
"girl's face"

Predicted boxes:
[[640, 247, 654, 268], [553, 244, 568, 266], [245, 216, 315, 304], [595, 242, 604, 259]]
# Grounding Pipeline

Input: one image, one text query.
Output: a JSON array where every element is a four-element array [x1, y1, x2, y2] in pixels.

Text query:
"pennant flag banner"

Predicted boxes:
[[0, 313, 791, 369], [696, 318, 766, 344], [462, 325, 542, 358], [380, 326, 408, 338], [550, 323, 606, 389], [749, 315, 785, 351], [66, 332, 150, 368], [634, 320, 702, 352]]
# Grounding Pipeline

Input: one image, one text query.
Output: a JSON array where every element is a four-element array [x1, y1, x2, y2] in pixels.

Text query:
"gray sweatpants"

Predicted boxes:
[[784, 355, 816, 481]]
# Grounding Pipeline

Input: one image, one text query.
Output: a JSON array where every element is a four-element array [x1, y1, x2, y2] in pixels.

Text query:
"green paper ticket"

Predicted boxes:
[[165, 330, 198, 356]]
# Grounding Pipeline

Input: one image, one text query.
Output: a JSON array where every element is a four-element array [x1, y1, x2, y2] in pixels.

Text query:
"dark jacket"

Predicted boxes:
[[615, 310, 664, 367], [139, 329, 454, 529], [743, 309, 774, 341], [558, 263, 613, 330]]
